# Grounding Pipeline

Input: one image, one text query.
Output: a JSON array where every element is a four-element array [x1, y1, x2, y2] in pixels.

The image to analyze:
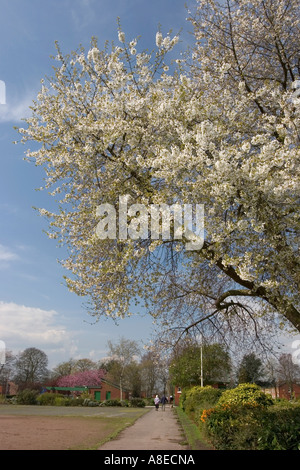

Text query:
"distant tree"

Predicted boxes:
[[51, 359, 76, 380], [107, 337, 140, 399], [98, 358, 120, 373], [237, 353, 264, 385], [14, 348, 49, 389], [203, 343, 232, 385], [277, 353, 300, 392], [260, 357, 278, 389], [140, 352, 160, 397], [73, 358, 98, 372], [125, 362, 142, 397], [169, 342, 231, 388]]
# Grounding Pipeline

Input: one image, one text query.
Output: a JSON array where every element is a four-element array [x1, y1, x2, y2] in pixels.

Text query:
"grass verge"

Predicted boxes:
[[174, 407, 214, 451]]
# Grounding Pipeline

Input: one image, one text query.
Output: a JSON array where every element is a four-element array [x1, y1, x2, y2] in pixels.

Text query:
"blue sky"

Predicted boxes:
[[0, 0, 194, 368], [0, 0, 299, 370]]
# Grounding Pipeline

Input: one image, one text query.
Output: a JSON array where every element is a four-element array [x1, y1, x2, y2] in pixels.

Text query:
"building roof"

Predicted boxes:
[[46, 386, 94, 391]]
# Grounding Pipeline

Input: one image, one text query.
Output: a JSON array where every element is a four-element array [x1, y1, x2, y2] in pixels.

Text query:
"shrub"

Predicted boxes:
[[144, 397, 154, 406], [87, 400, 99, 406], [71, 397, 85, 406], [179, 389, 187, 410], [218, 383, 273, 408], [128, 398, 146, 408], [16, 389, 39, 405], [180, 385, 223, 429], [120, 400, 129, 407], [37, 392, 65, 406], [54, 396, 68, 406], [202, 403, 263, 450], [100, 399, 121, 406], [201, 400, 300, 450], [82, 398, 99, 406], [184, 386, 222, 415], [81, 391, 94, 401], [273, 397, 295, 407], [257, 405, 300, 450]]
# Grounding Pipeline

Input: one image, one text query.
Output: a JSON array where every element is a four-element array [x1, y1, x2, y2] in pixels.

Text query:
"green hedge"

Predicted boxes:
[[184, 386, 222, 413], [16, 389, 39, 405], [99, 398, 145, 407], [202, 403, 300, 450], [128, 397, 146, 408], [37, 392, 65, 406], [180, 385, 223, 428], [181, 383, 300, 450], [23, 393, 146, 408], [257, 406, 300, 450], [100, 399, 122, 407]]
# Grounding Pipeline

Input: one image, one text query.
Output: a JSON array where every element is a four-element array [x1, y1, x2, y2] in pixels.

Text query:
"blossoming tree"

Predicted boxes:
[[57, 369, 105, 387], [19, 1, 299, 340]]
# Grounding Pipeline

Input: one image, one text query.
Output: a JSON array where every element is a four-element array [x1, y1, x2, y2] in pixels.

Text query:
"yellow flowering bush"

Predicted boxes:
[[217, 383, 274, 408]]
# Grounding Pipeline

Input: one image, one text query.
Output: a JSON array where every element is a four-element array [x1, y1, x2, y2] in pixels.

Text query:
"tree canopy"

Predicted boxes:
[[19, 0, 300, 343], [237, 352, 264, 385], [56, 369, 105, 387], [169, 342, 232, 388], [14, 347, 49, 388]]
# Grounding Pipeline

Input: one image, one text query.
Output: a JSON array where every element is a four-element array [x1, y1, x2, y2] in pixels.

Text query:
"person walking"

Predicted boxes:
[[160, 395, 167, 411], [154, 395, 160, 411]]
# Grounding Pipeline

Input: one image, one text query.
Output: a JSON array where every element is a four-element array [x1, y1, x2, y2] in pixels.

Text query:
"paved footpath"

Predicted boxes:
[[98, 406, 189, 451]]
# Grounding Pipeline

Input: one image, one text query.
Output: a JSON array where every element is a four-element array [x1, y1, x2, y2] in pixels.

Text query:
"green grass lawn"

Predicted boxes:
[[174, 406, 215, 451]]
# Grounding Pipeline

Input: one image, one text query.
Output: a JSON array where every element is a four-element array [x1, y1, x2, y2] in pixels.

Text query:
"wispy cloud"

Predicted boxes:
[[0, 203, 19, 214], [70, 0, 97, 31], [0, 244, 18, 262], [0, 301, 105, 367], [0, 301, 73, 350], [0, 244, 19, 269], [0, 94, 33, 123]]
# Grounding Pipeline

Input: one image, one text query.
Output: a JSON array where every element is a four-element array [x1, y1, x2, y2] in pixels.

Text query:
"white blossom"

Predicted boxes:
[[156, 32, 163, 47], [118, 31, 125, 43], [18, 2, 300, 334]]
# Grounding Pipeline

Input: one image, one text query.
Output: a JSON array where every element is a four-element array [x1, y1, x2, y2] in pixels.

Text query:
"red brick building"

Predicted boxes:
[[262, 382, 300, 400], [46, 378, 129, 401], [89, 378, 129, 401], [0, 382, 18, 396]]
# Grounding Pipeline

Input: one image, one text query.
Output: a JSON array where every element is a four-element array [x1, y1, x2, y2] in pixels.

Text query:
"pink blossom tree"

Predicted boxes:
[[57, 369, 105, 387]]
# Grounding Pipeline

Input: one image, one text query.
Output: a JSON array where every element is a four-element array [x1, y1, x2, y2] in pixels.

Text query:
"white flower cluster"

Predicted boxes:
[[118, 31, 125, 43], [156, 31, 179, 50]]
